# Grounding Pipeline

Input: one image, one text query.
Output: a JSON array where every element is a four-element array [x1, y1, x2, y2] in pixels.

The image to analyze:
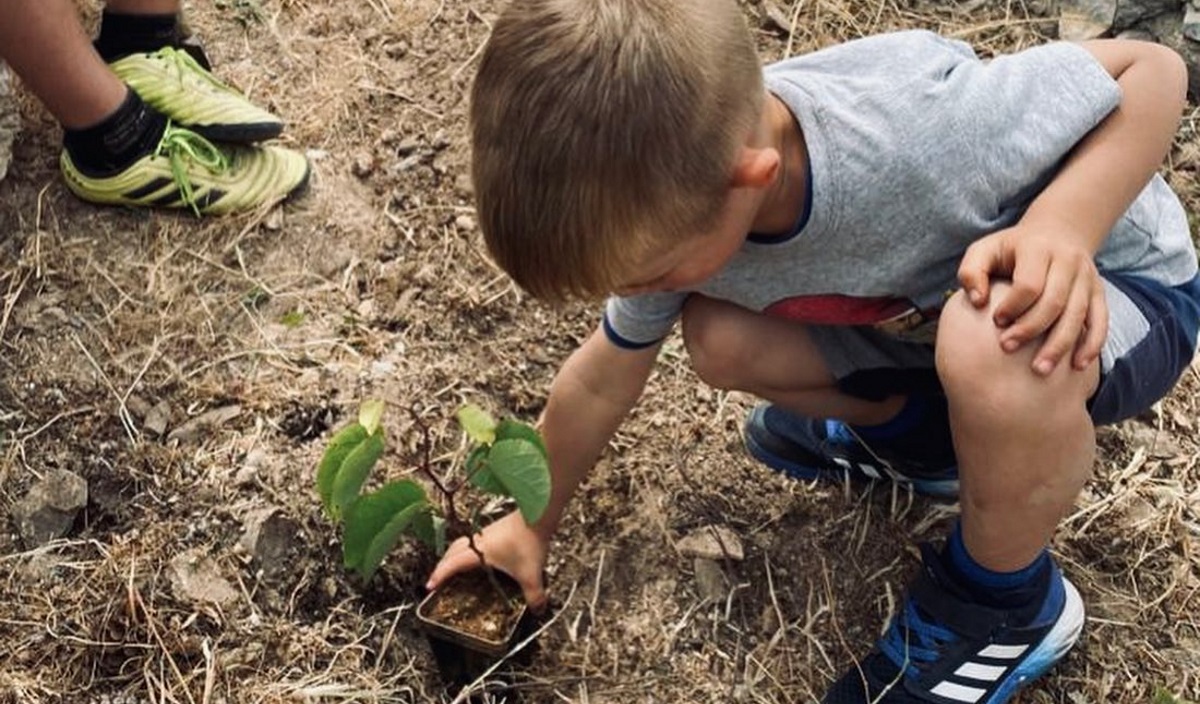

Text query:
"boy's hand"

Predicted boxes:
[[425, 511, 551, 611], [957, 223, 1107, 375]]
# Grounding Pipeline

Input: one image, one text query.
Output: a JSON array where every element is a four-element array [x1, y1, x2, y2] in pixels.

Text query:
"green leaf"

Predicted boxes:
[[330, 429, 385, 518], [315, 423, 369, 515], [358, 399, 385, 436], [494, 419, 547, 459], [411, 512, 448, 555], [465, 444, 505, 494], [483, 438, 551, 524], [343, 480, 431, 580], [457, 404, 496, 445], [280, 309, 306, 328]]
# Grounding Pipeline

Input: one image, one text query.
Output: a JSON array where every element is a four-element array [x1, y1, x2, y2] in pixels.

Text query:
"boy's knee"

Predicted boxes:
[[935, 285, 1095, 415], [681, 296, 751, 389]]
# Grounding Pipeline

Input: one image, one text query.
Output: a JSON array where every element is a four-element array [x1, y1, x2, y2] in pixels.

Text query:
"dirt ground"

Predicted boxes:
[[1, 0, 1199, 702]]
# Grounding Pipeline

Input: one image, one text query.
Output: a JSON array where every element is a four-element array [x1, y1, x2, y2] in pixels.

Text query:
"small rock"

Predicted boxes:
[[125, 395, 152, 419], [693, 557, 728, 602], [396, 139, 420, 156], [239, 507, 301, 579], [170, 550, 238, 605], [0, 62, 18, 182], [351, 152, 375, 178], [12, 469, 89, 548], [263, 208, 284, 232], [1058, 0, 1116, 41], [370, 359, 397, 378], [761, 0, 793, 33], [454, 214, 476, 231], [1185, 3, 1200, 41], [144, 400, 172, 437], [677, 525, 745, 561], [167, 405, 242, 443]]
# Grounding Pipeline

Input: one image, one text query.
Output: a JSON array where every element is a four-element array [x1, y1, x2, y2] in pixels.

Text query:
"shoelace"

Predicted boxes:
[[155, 122, 230, 215], [878, 600, 958, 678], [156, 45, 237, 94]]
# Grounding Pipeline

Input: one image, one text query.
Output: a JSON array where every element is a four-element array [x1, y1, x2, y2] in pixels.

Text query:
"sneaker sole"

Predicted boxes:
[[986, 577, 1085, 703], [744, 406, 960, 499], [190, 122, 284, 144]]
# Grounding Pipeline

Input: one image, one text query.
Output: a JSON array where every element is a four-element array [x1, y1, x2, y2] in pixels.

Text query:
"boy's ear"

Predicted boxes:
[[729, 146, 780, 190]]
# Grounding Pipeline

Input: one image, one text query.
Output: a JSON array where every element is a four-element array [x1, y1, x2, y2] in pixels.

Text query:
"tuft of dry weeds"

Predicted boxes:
[[0, 0, 1197, 702]]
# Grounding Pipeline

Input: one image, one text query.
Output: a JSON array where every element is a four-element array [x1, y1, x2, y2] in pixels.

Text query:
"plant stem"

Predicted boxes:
[[466, 510, 510, 602], [407, 407, 459, 526]]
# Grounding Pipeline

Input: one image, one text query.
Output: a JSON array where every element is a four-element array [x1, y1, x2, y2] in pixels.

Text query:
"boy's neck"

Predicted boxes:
[[749, 94, 809, 238]]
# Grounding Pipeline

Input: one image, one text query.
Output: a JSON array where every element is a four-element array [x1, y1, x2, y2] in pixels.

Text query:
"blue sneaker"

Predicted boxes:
[[822, 544, 1084, 704], [743, 404, 959, 498]]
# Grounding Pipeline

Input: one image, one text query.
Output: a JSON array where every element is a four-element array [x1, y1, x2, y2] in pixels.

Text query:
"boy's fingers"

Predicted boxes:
[[957, 241, 1000, 306], [425, 538, 478, 590], [1074, 286, 1108, 368], [993, 253, 1048, 327], [999, 264, 1070, 348], [521, 576, 549, 612], [1032, 281, 1089, 375]]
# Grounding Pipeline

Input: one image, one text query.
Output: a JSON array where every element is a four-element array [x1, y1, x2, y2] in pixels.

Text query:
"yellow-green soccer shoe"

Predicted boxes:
[[109, 46, 283, 142], [60, 123, 310, 215]]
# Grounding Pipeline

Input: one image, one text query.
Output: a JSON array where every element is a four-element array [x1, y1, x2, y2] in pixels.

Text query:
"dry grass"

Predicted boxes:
[[0, 0, 1198, 702]]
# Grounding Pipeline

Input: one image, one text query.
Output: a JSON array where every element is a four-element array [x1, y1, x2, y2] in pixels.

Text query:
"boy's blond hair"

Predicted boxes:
[[470, 0, 764, 301]]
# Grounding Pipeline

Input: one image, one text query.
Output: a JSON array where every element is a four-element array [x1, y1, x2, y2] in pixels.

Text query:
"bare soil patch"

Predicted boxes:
[[1, 1, 1198, 702]]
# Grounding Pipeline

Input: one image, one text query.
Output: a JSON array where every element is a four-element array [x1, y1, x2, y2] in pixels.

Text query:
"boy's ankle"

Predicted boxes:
[[941, 523, 1051, 611], [94, 11, 181, 62], [63, 89, 166, 176]]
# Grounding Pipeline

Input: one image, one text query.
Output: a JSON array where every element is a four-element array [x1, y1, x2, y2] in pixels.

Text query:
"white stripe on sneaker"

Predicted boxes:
[[954, 662, 1007, 681], [977, 643, 1028, 659], [930, 681, 987, 702]]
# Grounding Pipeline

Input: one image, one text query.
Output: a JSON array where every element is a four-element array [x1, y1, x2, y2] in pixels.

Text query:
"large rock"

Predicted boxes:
[[12, 469, 88, 548], [1061, 0, 1200, 98], [0, 62, 18, 182]]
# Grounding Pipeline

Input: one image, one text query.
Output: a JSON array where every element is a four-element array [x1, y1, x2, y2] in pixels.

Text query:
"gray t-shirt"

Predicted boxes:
[[604, 30, 1198, 347]]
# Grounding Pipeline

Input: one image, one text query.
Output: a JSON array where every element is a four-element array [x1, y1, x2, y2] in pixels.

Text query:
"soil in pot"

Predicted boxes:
[[418, 569, 534, 686]]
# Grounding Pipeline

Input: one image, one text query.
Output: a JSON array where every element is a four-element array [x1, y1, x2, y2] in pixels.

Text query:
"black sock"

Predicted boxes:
[[63, 89, 167, 176], [850, 394, 956, 466], [94, 11, 180, 61]]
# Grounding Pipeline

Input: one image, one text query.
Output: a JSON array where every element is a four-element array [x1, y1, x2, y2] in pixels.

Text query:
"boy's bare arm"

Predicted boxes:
[[426, 326, 661, 606], [958, 39, 1188, 374]]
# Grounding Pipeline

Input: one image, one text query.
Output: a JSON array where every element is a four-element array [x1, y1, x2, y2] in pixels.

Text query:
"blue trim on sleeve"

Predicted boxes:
[[748, 158, 813, 244], [602, 313, 664, 350]]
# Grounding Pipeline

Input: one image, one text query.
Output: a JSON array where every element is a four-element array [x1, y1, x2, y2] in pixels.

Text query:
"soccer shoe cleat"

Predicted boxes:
[[109, 46, 283, 142], [822, 545, 1084, 704], [743, 404, 959, 498], [61, 122, 310, 215]]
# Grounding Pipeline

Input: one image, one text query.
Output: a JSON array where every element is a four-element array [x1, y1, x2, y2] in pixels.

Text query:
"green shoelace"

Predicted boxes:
[[157, 45, 238, 94], [155, 122, 230, 215]]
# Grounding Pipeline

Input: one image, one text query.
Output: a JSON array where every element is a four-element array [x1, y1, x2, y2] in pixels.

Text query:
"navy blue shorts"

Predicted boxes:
[[812, 272, 1200, 426]]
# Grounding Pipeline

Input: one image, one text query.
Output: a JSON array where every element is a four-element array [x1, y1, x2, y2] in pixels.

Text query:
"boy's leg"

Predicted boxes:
[[683, 296, 959, 496], [822, 282, 1096, 703], [0, 0, 126, 129], [939, 284, 1099, 570], [681, 295, 903, 425]]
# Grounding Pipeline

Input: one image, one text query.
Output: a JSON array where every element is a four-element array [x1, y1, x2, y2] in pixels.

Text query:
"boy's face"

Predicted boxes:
[[612, 199, 754, 297], [614, 184, 763, 295]]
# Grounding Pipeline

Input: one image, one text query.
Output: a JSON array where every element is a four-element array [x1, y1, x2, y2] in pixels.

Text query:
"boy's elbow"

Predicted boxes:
[[1150, 42, 1189, 106]]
